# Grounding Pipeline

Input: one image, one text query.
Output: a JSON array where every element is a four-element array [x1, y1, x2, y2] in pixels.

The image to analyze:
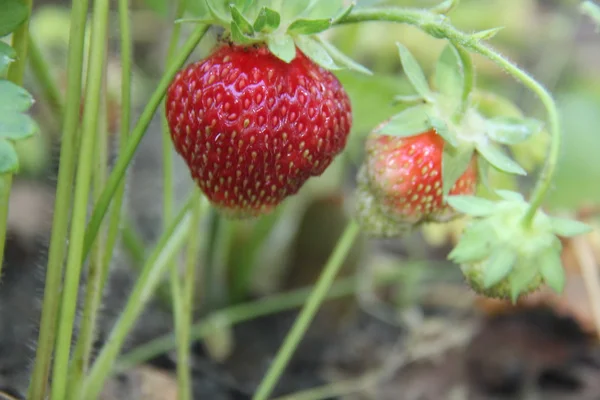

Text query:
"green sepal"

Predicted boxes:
[[441, 144, 474, 196], [476, 141, 527, 176], [486, 116, 543, 145], [375, 104, 432, 138], [230, 21, 257, 44], [315, 36, 372, 75], [0, 138, 19, 174], [435, 43, 463, 101], [0, 0, 29, 37], [495, 189, 524, 202], [280, 0, 312, 21], [429, 115, 458, 147], [253, 7, 280, 32], [446, 195, 497, 217], [0, 110, 38, 140], [287, 18, 331, 35], [508, 260, 540, 303], [539, 248, 566, 293], [483, 247, 516, 288], [230, 4, 255, 35], [396, 42, 432, 100], [448, 220, 494, 264], [470, 27, 504, 41], [203, 0, 231, 25], [295, 35, 340, 70], [267, 34, 296, 63], [0, 80, 34, 111], [331, 1, 356, 24], [392, 94, 425, 105], [0, 42, 16, 75], [549, 216, 592, 237], [477, 156, 491, 189]]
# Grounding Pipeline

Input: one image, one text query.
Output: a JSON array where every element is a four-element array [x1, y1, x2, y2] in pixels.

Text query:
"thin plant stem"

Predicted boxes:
[[82, 24, 209, 260], [50, 0, 111, 396], [206, 215, 234, 308], [121, 219, 146, 265], [101, 0, 134, 288], [161, 0, 189, 224], [67, 55, 110, 399], [27, 33, 64, 117], [115, 262, 429, 371], [27, 1, 90, 398], [0, 0, 32, 296], [338, 7, 562, 226], [82, 194, 197, 399], [252, 221, 361, 400]]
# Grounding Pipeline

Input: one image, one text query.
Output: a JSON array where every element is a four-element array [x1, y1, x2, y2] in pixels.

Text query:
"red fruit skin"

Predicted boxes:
[[165, 43, 352, 217], [363, 128, 477, 224]]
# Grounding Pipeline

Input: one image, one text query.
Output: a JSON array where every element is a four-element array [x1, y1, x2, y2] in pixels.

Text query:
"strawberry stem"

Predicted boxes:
[[252, 220, 361, 400], [336, 7, 561, 227]]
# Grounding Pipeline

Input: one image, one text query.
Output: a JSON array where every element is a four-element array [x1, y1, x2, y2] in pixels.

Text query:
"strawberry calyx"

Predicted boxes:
[[447, 190, 593, 302], [375, 42, 544, 199], [181, 0, 371, 74]]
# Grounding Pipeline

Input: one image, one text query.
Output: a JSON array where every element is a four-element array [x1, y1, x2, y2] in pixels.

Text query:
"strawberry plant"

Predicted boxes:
[[0, 0, 597, 399]]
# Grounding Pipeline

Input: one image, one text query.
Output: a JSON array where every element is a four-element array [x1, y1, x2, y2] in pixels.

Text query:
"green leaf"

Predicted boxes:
[[396, 43, 432, 99], [203, 0, 231, 25], [448, 220, 494, 264], [509, 261, 540, 303], [375, 104, 432, 138], [253, 7, 280, 32], [230, 21, 256, 44], [470, 27, 504, 41], [316, 37, 372, 75], [486, 116, 543, 145], [495, 189, 524, 202], [295, 35, 340, 71], [429, 115, 458, 147], [446, 195, 496, 216], [476, 141, 527, 175], [539, 249, 566, 293], [549, 217, 592, 237], [280, 0, 311, 21], [0, 110, 38, 140], [287, 18, 331, 35], [230, 5, 254, 34], [0, 80, 34, 111], [392, 94, 424, 105], [0, 0, 29, 37], [331, 1, 356, 24], [435, 44, 463, 100], [267, 34, 296, 63], [484, 247, 516, 288], [0, 138, 18, 173], [0, 41, 16, 75], [442, 144, 474, 196]]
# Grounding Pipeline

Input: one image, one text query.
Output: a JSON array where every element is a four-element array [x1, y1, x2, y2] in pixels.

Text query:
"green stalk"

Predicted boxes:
[[67, 54, 110, 399], [82, 194, 196, 399], [101, 0, 134, 288], [0, 0, 32, 296], [115, 262, 428, 371], [252, 221, 361, 400], [27, 33, 64, 118], [205, 215, 234, 308], [82, 24, 209, 261], [338, 7, 561, 225], [50, 0, 111, 396], [27, 1, 89, 398]]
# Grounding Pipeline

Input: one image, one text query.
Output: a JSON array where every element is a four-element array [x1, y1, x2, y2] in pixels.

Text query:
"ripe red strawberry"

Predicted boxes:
[[356, 128, 477, 235], [165, 43, 352, 217]]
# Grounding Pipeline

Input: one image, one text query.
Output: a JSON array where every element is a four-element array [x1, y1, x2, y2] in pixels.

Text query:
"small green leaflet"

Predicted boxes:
[[375, 104, 432, 138], [315, 36, 372, 75], [549, 216, 592, 237], [0, 138, 18, 173], [470, 27, 504, 41], [230, 5, 254, 34], [435, 44, 463, 101], [446, 195, 496, 216], [231, 21, 256, 44], [0, 110, 38, 140], [486, 116, 543, 145], [508, 261, 540, 303], [396, 43, 432, 100], [441, 144, 474, 196], [539, 248, 566, 293], [287, 18, 331, 35], [267, 34, 296, 63], [253, 7, 280, 32], [295, 35, 340, 70], [476, 141, 527, 175], [429, 115, 458, 147], [0, 41, 15, 75], [483, 247, 516, 288], [0, 80, 34, 111], [203, 0, 231, 25], [0, 0, 29, 37], [448, 220, 494, 264]]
